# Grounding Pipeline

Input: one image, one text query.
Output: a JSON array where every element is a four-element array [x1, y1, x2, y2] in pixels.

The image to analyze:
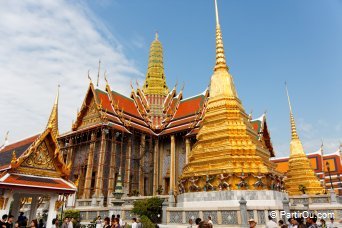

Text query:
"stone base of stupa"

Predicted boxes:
[[177, 190, 287, 208], [162, 190, 288, 227]]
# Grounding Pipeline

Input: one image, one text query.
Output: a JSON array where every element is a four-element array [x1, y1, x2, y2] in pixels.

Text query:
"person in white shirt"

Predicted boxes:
[[208, 216, 213, 225], [68, 217, 73, 228], [288, 217, 298, 228], [117, 214, 124, 227], [266, 215, 278, 228], [131, 218, 138, 228], [327, 217, 339, 228]]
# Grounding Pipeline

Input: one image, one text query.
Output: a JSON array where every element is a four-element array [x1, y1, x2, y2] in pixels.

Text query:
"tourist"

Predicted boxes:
[[288, 218, 298, 228], [103, 217, 110, 228], [1, 214, 8, 228], [188, 218, 193, 228], [136, 218, 142, 228], [74, 218, 81, 228], [61, 218, 69, 228], [327, 218, 338, 228], [17, 212, 27, 227], [30, 219, 38, 228], [68, 217, 73, 228], [14, 222, 19, 228], [306, 214, 318, 228], [95, 216, 102, 228], [116, 215, 123, 227], [51, 219, 57, 228], [198, 221, 212, 228], [207, 216, 213, 226], [112, 218, 120, 228], [278, 220, 288, 228], [38, 219, 44, 228], [248, 219, 257, 228], [131, 218, 138, 228], [318, 218, 327, 228], [195, 218, 201, 228], [266, 215, 278, 228], [6, 215, 14, 228]]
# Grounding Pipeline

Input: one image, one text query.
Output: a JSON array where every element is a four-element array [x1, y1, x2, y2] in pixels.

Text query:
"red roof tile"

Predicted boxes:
[[95, 90, 115, 113], [111, 91, 142, 118], [173, 95, 204, 120], [0, 173, 76, 193]]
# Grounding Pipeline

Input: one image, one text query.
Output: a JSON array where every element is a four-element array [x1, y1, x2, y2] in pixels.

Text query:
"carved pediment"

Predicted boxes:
[[79, 99, 102, 129], [21, 140, 56, 171]]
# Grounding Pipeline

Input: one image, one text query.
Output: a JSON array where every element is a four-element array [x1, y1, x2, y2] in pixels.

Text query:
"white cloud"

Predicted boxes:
[[0, 0, 143, 143]]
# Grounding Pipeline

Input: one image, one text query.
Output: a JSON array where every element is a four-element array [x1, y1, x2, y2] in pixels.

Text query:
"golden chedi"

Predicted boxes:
[[284, 86, 323, 195], [180, 0, 282, 193]]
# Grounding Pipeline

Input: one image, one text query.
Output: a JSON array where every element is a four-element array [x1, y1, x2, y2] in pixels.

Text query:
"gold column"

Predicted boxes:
[[185, 138, 190, 165], [153, 139, 159, 195], [170, 135, 176, 194], [158, 142, 164, 191], [107, 133, 117, 198], [66, 138, 74, 166], [83, 132, 96, 199], [124, 137, 132, 194], [139, 134, 146, 195], [94, 129, 107, 198]]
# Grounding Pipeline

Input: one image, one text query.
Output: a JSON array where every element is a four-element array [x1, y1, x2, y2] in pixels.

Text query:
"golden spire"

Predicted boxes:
[[47, 85, 59, 138], [285, 83, 299, 140], [210, 0, 237, 98], [142, 33, 169, 96], [284, 84, 323, 195]]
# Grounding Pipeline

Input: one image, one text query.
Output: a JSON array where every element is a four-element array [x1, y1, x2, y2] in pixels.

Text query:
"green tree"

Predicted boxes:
[[140, 215, 155, 228], [63, 209, 80, 220], [131, 197, 163, 223]]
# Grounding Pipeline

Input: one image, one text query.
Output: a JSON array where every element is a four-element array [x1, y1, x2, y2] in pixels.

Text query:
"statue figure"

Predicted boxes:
[[178, 179, 186, 194], [217, 173, 232, 191], [204, 175, 215, 191], [189, 176, 200, 192], [236, 172, 249, 189], [252, 173, 265, 189]]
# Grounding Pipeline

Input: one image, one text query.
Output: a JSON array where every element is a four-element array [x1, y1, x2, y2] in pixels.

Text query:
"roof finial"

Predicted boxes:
[[285, 82, 299, 140], [320, 138, 324, 153], [88, 70, 92, 83], [11, 150, 17, 164], [97, 59, 101, 87], [0, 131, 9, 151], [214, 0, 227, 71], [46, 85, 60, 138], [104, 70, 108, 87], [155, 31, 159, 41]]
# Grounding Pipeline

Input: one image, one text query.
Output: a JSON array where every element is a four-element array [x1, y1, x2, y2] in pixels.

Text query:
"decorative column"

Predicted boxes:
[[170, 135, 176, 195], [107, 133, 117, 198], [11, 193, 21, 219], [94, 129, 107, 198], [139, 134, 146, 195], [124, 137, 132, 195], [239, 197, 248, 227], [153, 139, 159, 195], [82, 132, 96, 199], [4, 190, 13, 212], [185, 138, 191, 165], [66, 138, 74, 166], [28, 195, 38, 222], [46, 194, 58, 228]]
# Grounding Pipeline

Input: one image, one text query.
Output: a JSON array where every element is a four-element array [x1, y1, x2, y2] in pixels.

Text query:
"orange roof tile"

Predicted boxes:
[[111, 91, 142, 118], [173, 95, 204, 120]]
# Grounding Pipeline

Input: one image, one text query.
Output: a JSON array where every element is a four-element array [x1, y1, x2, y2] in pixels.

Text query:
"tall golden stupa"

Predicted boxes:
[[180, 0, 282, 192], [284, 86, 323, 195]]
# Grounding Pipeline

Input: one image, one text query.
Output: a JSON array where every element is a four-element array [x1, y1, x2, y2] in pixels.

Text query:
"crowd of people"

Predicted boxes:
[[262, 214, 340, 228], [187, 216, 214, 228]]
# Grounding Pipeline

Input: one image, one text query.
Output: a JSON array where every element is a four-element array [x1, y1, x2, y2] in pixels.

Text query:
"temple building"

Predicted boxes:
[[0, 90, 76, 224], [57, 10, 277, 212]]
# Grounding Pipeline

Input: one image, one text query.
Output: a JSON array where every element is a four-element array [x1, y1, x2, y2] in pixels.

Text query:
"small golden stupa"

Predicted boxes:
[[284, 86, 323, 195], [180, 0, 282, 192]]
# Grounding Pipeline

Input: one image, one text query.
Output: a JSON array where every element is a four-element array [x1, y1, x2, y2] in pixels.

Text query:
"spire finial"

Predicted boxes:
[[155, 31, 159, 41], [97, 59, 101, 87], [47, 85, 60, 138], [104, 70, 108, 86], [214, 0, 220, 26], [88, 70, 92, 83], [285, 82, 299, 140], [214, 0, 227, 71]]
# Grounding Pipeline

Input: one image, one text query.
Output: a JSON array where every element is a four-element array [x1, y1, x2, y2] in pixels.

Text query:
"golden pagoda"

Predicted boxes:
[[284, 85, 323, 195], [180, 0, 281, 192]]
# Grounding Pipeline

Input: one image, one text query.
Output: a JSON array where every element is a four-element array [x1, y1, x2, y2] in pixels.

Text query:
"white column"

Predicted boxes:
[[46, 194, 58, 228], [29, 195, 38, 222], [11, 193, 21, 219], [2, 191, 13, 215]]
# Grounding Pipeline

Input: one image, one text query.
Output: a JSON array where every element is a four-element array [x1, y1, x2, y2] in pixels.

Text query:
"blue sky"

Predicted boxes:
[[0, 0, 341, 156]]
